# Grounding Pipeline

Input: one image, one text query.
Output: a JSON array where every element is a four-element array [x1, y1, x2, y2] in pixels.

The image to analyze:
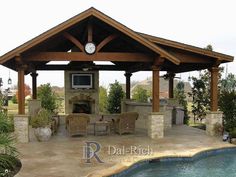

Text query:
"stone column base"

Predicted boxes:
[[14, 115, 29, 143], [148, 112, 164, 139], [28, 99, 41, 117], [206, 111, 223, 136]]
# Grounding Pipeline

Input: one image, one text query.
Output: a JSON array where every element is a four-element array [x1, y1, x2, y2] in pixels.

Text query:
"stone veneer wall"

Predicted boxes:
[[148, 112, 164, 139], [64, 70, 99, 114], [206, 111, 223, 136], [122, 100, 174, 133], [14, 115, 29, 143]]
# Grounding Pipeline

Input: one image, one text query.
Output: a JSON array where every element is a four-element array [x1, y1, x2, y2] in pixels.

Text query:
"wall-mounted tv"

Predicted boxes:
[[71, 73, 93, 89]]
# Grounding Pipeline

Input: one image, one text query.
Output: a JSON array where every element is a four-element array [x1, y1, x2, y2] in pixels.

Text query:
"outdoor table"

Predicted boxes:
[[90, 121, 111, 136]]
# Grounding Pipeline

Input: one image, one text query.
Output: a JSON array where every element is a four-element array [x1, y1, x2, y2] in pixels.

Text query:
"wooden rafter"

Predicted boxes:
[[25, 52, 153, 62], [88, 22, 93, 42], [97, 34, 118, 52], [63, 32, 84, 52]]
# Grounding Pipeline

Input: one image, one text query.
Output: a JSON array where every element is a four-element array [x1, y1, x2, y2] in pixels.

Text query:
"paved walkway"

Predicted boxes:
[[16, 125, 235, 177]]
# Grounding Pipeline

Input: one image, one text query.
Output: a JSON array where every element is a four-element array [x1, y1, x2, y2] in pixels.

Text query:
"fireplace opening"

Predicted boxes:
[[73, 102, 91, 114]]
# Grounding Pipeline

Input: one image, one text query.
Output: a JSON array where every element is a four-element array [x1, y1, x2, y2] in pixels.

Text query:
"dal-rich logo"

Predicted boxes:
[[83, 141, 104, 163]]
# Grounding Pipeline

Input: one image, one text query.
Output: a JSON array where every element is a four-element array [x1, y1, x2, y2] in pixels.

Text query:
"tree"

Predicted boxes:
[[107, 81, 124, 113], [189, 77, 209, 122], [174, 81, 189, 124], [219, 73, 236, 133], [204, 44, 213, 51], [220, 73, 236, 93], [37, 83, 58, 113], [189, 66, 224, 122], [99, 86, 108, 113], [15, 84, 31, 102], [132, 86, 148, 102], [219, 91, 236, 132]]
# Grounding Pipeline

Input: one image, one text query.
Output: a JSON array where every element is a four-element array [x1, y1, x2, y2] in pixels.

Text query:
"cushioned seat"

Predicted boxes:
[[66, 113, 90, 136], [115, 112, 139, 135]]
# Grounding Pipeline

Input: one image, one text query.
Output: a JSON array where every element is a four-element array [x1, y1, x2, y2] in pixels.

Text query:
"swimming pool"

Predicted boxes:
[[113, 148, 236, 177]]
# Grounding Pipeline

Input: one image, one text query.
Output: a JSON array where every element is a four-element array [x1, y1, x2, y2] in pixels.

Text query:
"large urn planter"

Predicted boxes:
[[34, 127, 52, 142], [31, 109, 53, 142]]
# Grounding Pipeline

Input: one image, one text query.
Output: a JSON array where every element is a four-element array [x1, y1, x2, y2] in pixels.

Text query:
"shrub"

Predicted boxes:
[[11, 95, 17, 104], [0, 111, 19, 175], [0, 112, 14, 133], [132, 86, 148, 103], [37, 84, 58, 113], [31, 109, 52, 128], [219, 91, 236, 132], [107, 81, 124, 114], [99, 86, 108, 113], [213, 123, 223, 136]]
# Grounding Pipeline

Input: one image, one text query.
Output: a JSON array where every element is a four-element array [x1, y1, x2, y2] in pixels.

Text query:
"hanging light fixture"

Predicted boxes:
[[0, 78, 3, 87], [188, 72, 191, 81], [8, 70, 12, 85]]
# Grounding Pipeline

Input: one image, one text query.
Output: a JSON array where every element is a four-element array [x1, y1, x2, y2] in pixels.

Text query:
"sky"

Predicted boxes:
[[0, 0, 235, 89]]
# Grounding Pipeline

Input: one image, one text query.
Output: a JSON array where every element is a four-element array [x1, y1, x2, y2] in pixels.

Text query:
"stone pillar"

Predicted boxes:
[[206, 111, 223, 136], [31, 72, 38, 100], [18, 67, 25, 114], [124, 72, 132, 99], [168, 73, 175, 99], [14, 115, 29, 143], [152, 66, 160, 112], [210, 67, 219, 111], [28, 99, 41, 117], [148, 112, 164, 139]]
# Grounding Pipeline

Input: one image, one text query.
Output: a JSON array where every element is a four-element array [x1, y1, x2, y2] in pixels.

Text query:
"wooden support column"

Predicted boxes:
[[31, 72, 38, 100], [210, 67, 219, 111], [168, 72, 175, 99], [18, 67, 25, 114], [152, 66, 160, 112], [124, 72, 132, 99]]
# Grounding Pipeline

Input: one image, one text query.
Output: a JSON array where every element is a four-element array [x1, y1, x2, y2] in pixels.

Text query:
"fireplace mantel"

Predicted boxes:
[[69, 94, 95, 104]]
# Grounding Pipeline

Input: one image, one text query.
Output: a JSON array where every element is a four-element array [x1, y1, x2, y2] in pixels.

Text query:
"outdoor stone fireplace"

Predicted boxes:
[[64, 70, 99, 114], [69, 95, 95, 114]]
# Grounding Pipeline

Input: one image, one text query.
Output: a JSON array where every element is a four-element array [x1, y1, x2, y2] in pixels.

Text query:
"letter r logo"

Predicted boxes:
[[83, 141, 104, 163]]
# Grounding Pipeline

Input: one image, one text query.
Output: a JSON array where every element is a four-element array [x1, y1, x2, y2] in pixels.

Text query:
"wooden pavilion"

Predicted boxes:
[[0, 7, 234, 141]]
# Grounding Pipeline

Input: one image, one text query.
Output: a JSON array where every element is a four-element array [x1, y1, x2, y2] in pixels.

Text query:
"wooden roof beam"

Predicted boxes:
[[97, 34, 118, 52], [87, 22, 93, 42], [63, 32, 84, 52], [24, 52, 153, 62]]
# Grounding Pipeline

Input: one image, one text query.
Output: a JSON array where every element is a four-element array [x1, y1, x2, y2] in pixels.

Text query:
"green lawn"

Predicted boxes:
[[7, 100, 28, 116]]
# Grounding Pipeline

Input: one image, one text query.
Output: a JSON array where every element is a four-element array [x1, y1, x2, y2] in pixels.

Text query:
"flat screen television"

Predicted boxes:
[[71, 73, 93, 89]]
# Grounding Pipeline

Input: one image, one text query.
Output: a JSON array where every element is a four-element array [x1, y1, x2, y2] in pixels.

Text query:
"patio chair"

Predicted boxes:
[[115, 112, 139, 135], [66, 113, 90, 136]]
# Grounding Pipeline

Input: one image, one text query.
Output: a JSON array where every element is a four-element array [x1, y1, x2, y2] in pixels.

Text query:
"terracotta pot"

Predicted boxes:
[[34, 127, 52, 142]]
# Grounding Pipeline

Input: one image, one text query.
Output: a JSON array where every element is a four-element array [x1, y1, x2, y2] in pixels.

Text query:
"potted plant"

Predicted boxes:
[[31, 109, 52, 142]]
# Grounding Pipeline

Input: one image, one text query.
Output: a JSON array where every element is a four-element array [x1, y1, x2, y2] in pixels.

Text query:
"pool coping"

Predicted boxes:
[[87, 145, 236, 177]]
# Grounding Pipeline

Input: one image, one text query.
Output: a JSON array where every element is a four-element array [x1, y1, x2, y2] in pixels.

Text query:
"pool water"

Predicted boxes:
[[127, 150, 236, 177]]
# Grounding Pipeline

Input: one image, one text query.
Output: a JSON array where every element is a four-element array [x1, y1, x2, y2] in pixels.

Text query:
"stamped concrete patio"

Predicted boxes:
[[15, 125, 235, 177]]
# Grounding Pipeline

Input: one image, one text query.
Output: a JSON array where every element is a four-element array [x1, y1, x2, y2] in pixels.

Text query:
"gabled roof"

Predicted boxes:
[[0, 7, 181, 65], [139, 32, 233, 62]]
